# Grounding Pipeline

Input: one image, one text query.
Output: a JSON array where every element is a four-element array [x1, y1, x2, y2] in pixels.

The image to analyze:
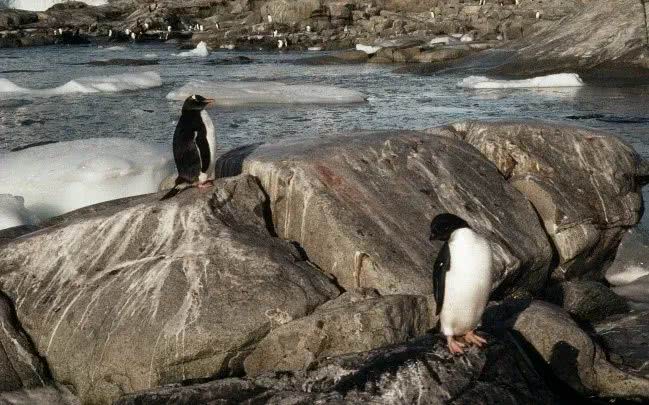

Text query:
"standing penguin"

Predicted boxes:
[[161, 95, 216, 200], [429, 213, 493, 354]]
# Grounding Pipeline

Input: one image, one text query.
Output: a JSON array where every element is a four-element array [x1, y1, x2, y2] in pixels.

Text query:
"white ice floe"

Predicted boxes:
[[355, 44, 381, 54], [166, 80, 367, 106], [0, 138, 175, 223], [0, 194, 39, 231], [428, 36, 460, 46], [308, 47, 322, 51], [457, 73, 584, 89], [175, 41, 209, 57], [103, 46, 127, 51], [0, 72, 162, 98]]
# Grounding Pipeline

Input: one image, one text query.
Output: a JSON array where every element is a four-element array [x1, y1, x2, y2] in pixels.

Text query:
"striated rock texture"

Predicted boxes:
[[510, 300, 649, 400], [451, 121, 647, 281], [0, 175, 339, 404], [494, 0, 649, 76], [116, 333, 558, 404], [217, 128, 553, 296], [0, 292, 51, 392]]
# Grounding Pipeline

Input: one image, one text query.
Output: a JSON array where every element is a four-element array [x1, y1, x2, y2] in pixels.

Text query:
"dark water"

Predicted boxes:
[[1, 43, 649, 224]]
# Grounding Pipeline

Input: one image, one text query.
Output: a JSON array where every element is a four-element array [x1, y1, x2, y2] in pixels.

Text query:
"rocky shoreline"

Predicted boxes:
[[0, 121, 649, 404], [2, 0, 648, 76]]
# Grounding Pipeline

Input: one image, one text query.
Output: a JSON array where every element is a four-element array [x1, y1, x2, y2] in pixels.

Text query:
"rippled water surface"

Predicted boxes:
[[1, 43, 649, 224]]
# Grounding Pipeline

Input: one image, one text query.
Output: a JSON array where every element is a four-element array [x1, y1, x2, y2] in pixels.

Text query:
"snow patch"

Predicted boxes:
[[176, 41, 209, 57], [0, 138, 175, 222], [0, 71, 162, 98], [355, 44, 381, 54], [0, 195, 39, 231], [167, 80, 367, 106], [457, 73, 584, 89]]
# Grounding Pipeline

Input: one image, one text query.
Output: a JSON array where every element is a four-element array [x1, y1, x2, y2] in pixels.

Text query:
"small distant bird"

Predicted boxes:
[[479, 0, 486, 5], [306, 25, 311, 32], [125, 28, 131, 35], [535, 11, 541, 19], [344, 25, 348, 32], [161, 95, 217, 200], [430, 11, 435, 19], [429, 213, 493, 354], [167, 25, 172, 32], [267, 14, 273, 23], [277, 39, 284, 49], [108, 29, 112, 37], [130, 32, 136, 40], [515, 0, 520, 5], [199, 25, 204, 31], [58, 27, 63, 35], [273, 29, 278, 37], [53, 29, 58, 35], [144, 22, 149, 30], [215, 22, 220, 29]]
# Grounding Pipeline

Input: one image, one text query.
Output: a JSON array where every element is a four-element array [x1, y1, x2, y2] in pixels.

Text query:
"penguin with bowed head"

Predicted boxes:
[[429, 213, 493, 354], [161, 95, 217, 200]]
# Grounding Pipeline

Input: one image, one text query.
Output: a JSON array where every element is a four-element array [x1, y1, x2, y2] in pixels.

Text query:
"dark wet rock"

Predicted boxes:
[[84, 58, 159, 66], [369, 45, 474, 64], [544, 281, 628, 323], [295, 49, 368, 65], [116, 333, 557, 404], [243, 290, 436, 376], [595, 311, 649, 378], [494, 0, 649, 76], [0, 384, 79, 404], [216, 128, 553, 296], [204, 55, 254, 65], [0, 175, 339, 404], [0, 9, 38, 30], [511, 300, 649, 399], [450, 121, 646, 281], [0, 293, 51, 392]]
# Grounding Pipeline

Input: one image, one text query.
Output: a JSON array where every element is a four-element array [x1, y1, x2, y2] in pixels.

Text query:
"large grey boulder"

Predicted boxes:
[[511, 300, 649, 400], [451, 121, 647, 280], [494, 0, 649, 76], [595, 311, 649, 378], [216, 128, 553, 296], [116, 333, 557, 404], [243, 290, 436, 376], [544, 281, 628, 323], [0, 175, 339, 404]]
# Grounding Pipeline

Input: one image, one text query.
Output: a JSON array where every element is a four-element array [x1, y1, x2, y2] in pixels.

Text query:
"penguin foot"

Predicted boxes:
[[446, 336, 465, 354], [197, 180, 214, 190], [463, 330, 487, 348]]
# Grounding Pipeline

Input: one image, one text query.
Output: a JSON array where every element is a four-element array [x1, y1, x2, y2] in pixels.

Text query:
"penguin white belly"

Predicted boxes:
[[440, 229, 493, 337], [199, 109, 217, 182]]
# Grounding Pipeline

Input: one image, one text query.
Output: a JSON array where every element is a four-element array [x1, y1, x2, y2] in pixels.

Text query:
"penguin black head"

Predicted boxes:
[[182, 94, 214, 111], [429, 213, 469, 241]]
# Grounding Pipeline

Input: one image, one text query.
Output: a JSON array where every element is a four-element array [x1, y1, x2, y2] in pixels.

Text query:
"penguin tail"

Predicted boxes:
[[160, 179, 192, 201]]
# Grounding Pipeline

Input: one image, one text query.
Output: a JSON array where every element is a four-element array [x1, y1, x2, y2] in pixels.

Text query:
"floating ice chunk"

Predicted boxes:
[[0, 138, 175, 222], [308, 47, 322, 51], [428, 36, 460, 46], [460, 33, 474, 42], [176, 41, 209, 57], [355, 44, 381, 54], [103, 46, 127, 51], [0, 72, 162, 99], [167, 80, 367, 106], [0, 194, 39, 231], [457, 73, 584, 89]]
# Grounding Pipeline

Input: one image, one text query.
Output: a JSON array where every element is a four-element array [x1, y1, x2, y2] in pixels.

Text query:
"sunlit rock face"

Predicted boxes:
[[217, 128, 554, 296], [10, 0, 106, 11], [452, 121, 647, 280], [0, 175, 339, 404]]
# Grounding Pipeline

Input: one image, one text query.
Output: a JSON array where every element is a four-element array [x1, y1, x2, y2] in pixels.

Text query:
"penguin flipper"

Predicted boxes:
[[433, 242, 451, 315]]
